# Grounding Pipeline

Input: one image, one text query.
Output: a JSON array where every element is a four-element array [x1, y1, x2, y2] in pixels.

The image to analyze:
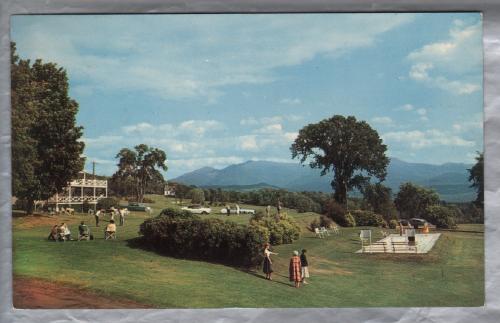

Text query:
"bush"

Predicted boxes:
[[159, 207, 199, 220], [423, 205, 457, 229], [344, 212, 357, 227], [96, 197, 119, 210], [139, 216, 269, 266], [350, 210, 387, 227], [309, 218, 320, 230], [253, 213, 300, 245], [319, 215, 334, 228], [323, 200, 348, 225], [388, 219, 399, 229]]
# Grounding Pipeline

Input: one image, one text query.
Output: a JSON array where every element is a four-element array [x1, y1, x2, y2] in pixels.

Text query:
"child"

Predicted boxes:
[[300, 249, 310, 284]]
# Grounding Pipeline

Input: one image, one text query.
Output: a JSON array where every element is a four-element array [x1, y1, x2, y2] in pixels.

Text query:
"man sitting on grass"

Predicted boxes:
[[78, 221, 91, 241], [105, 219, 116, 240]]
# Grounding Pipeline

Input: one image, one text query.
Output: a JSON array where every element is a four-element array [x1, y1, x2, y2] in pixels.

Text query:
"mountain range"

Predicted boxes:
[[172, 158, 475, 202]]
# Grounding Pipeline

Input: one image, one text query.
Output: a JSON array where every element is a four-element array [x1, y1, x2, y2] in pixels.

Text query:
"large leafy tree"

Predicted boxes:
[[11, 42, 85, 214], [394, 182, 440, 219], [468, 152, 484, 208], [361, 182, 393, 219], [114, 144, 167, 202], [290, 115, 389, 207]]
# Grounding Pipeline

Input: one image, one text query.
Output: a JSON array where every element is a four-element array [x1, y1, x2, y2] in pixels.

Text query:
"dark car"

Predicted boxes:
[[125, 203, 152, 212], [409, 218, 435, 229]]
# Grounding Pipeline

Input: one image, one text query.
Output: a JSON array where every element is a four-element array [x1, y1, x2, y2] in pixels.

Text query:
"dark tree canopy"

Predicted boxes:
[[394, 182, 440, 219], [361, 182, 393, 219], [468, 152, 483, 208], [290, 115, 389, 207], [114, 144, 167, 203], [11, 42, 85, 213]]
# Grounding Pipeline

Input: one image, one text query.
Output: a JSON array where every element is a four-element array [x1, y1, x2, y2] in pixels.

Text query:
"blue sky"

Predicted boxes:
[[11, 13, 483, 178]]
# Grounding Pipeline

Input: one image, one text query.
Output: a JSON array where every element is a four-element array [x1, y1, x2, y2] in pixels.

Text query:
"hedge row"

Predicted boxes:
[[139, 208, 269, 266]]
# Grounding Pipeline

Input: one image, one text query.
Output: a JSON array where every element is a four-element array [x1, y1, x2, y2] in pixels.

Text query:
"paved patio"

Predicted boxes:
[[356, 233, 442, 254]]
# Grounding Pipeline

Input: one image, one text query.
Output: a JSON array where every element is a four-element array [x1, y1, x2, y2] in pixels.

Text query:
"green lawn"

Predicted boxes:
[[12, 195, 484, 308]]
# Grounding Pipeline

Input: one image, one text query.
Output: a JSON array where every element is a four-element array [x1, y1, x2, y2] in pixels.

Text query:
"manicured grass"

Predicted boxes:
[[12, 195, 484, 308]]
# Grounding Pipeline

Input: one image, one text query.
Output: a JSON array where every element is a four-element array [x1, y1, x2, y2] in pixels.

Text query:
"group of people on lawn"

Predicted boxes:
[[94, 207, 127, 227], [48, 219, 117, 241], [263, 243, 310, 288]]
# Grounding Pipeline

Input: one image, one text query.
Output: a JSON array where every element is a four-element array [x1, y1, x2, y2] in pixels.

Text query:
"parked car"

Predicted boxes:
[[181, 205, 211, 214], [409, 218, 435, 229], [220, 207, 255, 215], [125, 202, 152, 213]]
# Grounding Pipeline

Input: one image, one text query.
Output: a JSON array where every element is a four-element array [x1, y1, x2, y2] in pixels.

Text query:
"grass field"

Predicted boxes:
[[12, 195, 484, 308]]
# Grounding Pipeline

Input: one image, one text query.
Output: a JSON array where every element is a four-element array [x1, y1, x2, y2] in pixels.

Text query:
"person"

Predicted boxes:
[[105, 219, 116, 239], [265, 205, 271, 217], [110, 208, 115, 222], [119, 208, 125, 226], [95, 209, 101, 227], [263, 243, 278, 280], [235, 204, 240, 215], [48, 225, 59, 241], [78, 221, 91, 240], [300, 249, 310, 284], [60, 222, 71, 241], [226, 204, 231, 215], [277, 199, 282, 215], [289, 250, 302, 288]]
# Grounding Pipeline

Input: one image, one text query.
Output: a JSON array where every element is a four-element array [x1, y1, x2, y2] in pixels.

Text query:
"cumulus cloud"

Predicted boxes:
[[371, 116, 393, 125], [280, 98, 302, 105], [12, 14, 415, 101], [407, 19, 482, 95], [382, 129, 475, 149]]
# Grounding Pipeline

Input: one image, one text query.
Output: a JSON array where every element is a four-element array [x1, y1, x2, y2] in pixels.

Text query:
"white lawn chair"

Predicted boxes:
[[320, 226, 330, 236], [314, 227, 324, 238]]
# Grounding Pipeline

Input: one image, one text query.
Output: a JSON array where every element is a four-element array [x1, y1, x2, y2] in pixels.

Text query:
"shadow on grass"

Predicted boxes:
[[240, 269, 293, 287]]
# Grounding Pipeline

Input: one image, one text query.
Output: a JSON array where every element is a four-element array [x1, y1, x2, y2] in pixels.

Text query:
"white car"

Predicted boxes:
[[181, 205, 212, 214], [220, 207, 255, 215]]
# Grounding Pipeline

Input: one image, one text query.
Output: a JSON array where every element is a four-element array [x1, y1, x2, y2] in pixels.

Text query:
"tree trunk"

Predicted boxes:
[[332, 179, 347, 209], [25, 198, 35, 215]]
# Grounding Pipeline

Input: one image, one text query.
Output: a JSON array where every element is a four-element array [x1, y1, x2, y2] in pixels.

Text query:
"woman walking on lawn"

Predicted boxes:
[[263, 243, 278, 280], [289, 250, 302, 288]]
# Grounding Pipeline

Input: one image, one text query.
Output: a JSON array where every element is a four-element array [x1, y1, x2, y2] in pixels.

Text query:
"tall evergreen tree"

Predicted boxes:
[[11, 42, 85, 213], [468, 152, 484, 208]]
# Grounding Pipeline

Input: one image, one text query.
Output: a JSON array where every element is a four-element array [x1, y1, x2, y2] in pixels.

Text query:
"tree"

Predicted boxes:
[[361, 183, 393, 219], [394, 182, 439, 219], [190, 188, 205, 204], [114, 144, 167, 203], [468, 152, 484, 208], [291, 115, 389, 207], [11, 42, 85, 214]]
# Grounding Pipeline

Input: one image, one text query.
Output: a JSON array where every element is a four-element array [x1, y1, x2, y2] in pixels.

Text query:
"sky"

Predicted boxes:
[[11, 13, 483, 179]]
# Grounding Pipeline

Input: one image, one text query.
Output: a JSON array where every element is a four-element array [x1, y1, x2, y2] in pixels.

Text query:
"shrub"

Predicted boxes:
[[159, 207, 199, 220], [253, 213, 300, 245], [139, 216, 269, 267], [96, 197, 119, 210], [309, 218, 320, 231], [323, 200, 347, 225], [388, 219, 399, 229], [350, 210, 387, 227], [344, 212, 357, 227], [423, 205, 457, 229], [319, 215, 334, 228]]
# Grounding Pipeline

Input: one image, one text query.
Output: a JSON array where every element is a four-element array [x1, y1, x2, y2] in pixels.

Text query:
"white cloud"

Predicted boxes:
[[452, 117, 483, 133], [398, 104, 414, 111], [13, 14, 415, 101], [371, 116, 393, 125], [255, 123, 283, 134], [280, 98, 302, 105], [407, 19, 482, 95], [239, 135, 259, 151], [382, 129, 475, 149], [82, 135, 124, 147]]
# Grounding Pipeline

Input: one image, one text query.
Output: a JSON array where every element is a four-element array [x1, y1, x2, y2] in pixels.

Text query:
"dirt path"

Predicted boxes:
[[13, 276, 151, 309]]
